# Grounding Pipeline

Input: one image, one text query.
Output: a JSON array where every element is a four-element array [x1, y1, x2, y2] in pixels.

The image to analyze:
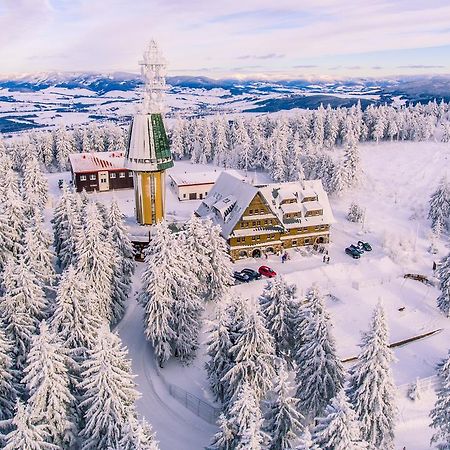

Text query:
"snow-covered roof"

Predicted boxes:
[[169, 169, 243, 187], [259, 179, 334, 227], [69, 151, 127, 173], [195, 172, 258, 239], [280, 202, 303, 214], [299, 189, 317, 200], [196, 173, 335, 239], [303, 200, 323, 211]]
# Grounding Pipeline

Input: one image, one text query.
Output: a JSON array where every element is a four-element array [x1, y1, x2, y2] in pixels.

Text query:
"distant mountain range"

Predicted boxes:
[[1, 72, 449, 133]]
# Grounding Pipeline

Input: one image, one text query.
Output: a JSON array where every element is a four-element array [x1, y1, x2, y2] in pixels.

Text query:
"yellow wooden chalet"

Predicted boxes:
[[195, 172, 335, 260]]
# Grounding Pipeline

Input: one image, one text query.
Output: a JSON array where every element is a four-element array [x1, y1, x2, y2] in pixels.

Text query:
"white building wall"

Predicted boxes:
[[176, 183, 215, 201]]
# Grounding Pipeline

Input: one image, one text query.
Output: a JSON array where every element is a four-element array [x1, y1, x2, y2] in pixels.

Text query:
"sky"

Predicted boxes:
[[1, 0, 450, 79]]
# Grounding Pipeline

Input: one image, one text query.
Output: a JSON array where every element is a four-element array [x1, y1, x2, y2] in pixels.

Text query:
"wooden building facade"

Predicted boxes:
[[195, 173, 334, 260], [69, 151, 134, 193]]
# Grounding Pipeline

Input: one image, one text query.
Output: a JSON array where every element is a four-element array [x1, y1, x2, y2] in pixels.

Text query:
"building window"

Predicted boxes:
[[249, 209, 253, 215], [183, 194, 186, 198], [110, 173, 116, 179], [80, 175, 86, 181], [89, 174, 96, 181], [292, 240, 297, 246], [252, 236, 256, 241], [119, 172, 125, 178], [129, 172, 133, 177], [304, 238, 310, 245], [252, 221, 256, 227]]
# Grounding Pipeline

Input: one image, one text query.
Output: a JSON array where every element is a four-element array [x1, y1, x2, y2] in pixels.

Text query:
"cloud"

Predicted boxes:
[[237, 53, 285, 60], [2, 0, 450, 77], [397, 64, 446, 68]]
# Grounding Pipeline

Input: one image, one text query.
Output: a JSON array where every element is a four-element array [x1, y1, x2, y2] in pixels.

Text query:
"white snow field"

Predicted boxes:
[[46, 139, 449, 450]]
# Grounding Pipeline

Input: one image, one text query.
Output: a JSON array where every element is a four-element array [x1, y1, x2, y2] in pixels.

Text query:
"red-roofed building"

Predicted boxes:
[[69, 151, 134, 192]]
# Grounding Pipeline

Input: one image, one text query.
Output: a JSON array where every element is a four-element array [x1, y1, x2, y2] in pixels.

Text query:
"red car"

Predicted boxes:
[[258, 265, 277, 278]]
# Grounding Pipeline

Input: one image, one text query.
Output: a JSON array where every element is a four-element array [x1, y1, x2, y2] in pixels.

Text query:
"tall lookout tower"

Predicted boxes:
[[125, 40, 174, 225]]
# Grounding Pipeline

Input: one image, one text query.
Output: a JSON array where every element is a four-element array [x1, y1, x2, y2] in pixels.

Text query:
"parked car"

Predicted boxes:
[[233, 271, 251, 283], [241, 268, 262, 280], [258, 265, 277, 278], [349, 244, 364, 255], [358, 241, 372, 252], [345, 247, 361, 259]]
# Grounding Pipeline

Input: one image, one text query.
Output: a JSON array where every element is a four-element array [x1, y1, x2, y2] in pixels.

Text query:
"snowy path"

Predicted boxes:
[[117, 267, 216, 450]]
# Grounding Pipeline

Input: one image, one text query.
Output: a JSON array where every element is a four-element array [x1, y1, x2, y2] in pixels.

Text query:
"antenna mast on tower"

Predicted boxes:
[[139, 39, 167, 114]]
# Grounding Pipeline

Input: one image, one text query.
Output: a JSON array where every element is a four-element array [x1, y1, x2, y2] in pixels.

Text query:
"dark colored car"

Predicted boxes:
[[258, 266, 277, 278], [345, 247, 361, 259], [241, 268, 262, 280], [233, 271, 251, 283], [349, 244, 364, 255], [358, 241, 372, 252]]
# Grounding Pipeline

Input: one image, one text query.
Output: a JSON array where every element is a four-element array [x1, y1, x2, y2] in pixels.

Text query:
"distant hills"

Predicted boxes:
[[1, 72, 449, 132]]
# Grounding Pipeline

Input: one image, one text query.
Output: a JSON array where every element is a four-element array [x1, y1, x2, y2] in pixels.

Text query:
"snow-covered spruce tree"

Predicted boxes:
[[347, 302, 396, 449], [204, 220, 233, 303], [118, 415, 159, 450], [76, 202, 116, 323], [296, 428, 316, 450], [264, 363, 304, 450], [0, 167, 25, 255], [311, 390, 367, 450], [50, 265, 103, 363], [347, 202, 365, 223], [0, 206, 15, 271], [205, 303, 234, 403], [171, 268, 204, 363], [169, 116, 185, 160], [58, 198, 83, 270], [207, 413, 236, 450], [342, 134, 361, 188], [180, 216, 233, 302], [22, 321, 75, 448], [79, 327, 140, 450], [179, 215, 210, 295], [428, 177, 450, 232], [54, 126, 75, 171], [3, 401, 58, 450], [436, 253, 450, 317], [0, 323, 18, 422], [294, 285, 344, 419], [52, 183, 74, 257], [22, 154, 49, 212], [107, 200, 135, 287], [228, 381, 268, 450], [139, 222, 195, 366], [430, 352, 450, 448], [23, 221, 55, 288], [1, 256, 48, 371], [222, 299, 276, 404], [260, 276, 298, 364]]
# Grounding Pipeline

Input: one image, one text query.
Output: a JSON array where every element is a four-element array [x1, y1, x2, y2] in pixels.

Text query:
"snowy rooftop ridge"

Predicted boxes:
[[169, 169, 243, 187], [69, 151, 127, 173]]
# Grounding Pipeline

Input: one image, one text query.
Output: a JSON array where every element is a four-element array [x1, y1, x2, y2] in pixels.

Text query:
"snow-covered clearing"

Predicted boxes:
[[46, 139, 449, 450]]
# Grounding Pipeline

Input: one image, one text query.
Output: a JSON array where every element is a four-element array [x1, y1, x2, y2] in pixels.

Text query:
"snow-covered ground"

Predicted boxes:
[[47, 139, 450, 450]]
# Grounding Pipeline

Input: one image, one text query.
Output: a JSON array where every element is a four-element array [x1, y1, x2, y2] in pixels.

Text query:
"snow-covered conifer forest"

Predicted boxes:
[[0, 98, 450, 450]]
